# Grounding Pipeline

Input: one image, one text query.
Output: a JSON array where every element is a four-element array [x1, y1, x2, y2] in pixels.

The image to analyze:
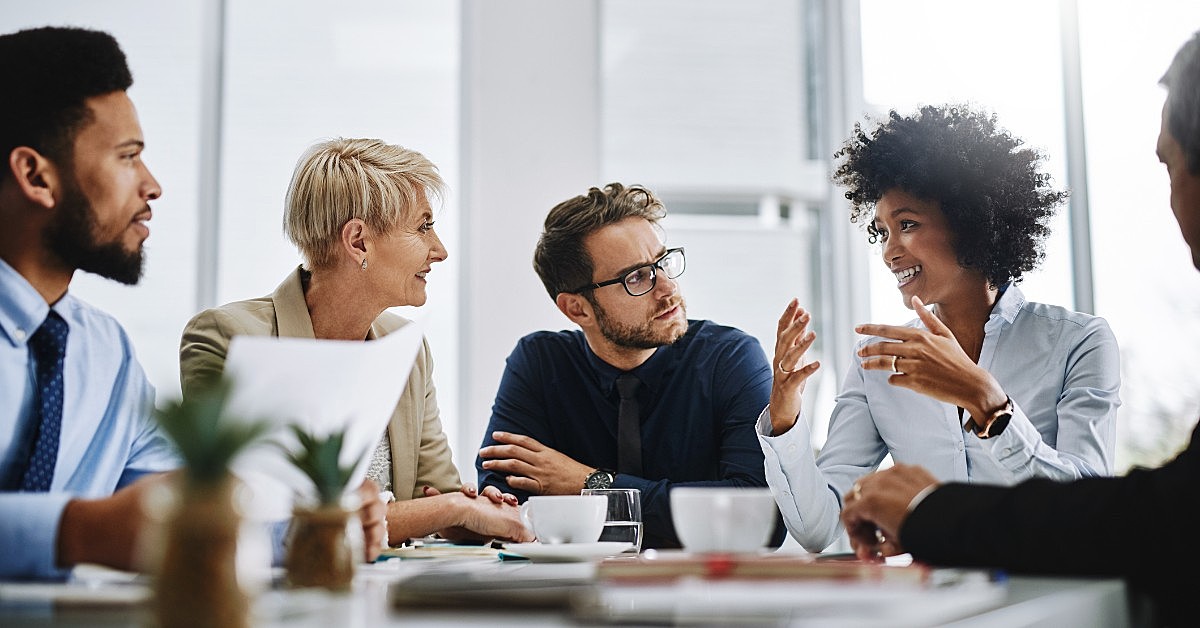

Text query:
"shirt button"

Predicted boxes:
[[13, 329, 26, 341], [782, 491, 791, 498], [956, 442, 964, 452], [1004, 448, 1012, 455], [787, 444, 797, 454]]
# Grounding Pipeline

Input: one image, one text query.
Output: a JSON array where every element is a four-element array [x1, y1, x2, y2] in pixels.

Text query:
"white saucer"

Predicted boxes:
[[503, 541, 635, 562]]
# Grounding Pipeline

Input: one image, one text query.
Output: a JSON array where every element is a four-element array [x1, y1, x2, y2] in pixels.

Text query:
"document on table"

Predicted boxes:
[[222, 318, 425, 521]]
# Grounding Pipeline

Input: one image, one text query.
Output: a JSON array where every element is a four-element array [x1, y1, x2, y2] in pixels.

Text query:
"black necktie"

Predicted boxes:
[[616, 373, 643, 476], [18, 311, 69, 492]]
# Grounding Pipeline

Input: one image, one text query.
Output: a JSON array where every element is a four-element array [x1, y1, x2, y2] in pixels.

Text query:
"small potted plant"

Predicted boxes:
[[283, 426, 361, 591], [153, 378, 269, 628]]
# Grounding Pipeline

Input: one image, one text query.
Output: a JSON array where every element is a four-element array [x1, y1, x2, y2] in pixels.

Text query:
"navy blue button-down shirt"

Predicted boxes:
[[477, 319, 781, 549]]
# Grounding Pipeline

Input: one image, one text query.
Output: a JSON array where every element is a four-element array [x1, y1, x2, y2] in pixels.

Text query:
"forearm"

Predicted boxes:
[[385, 493, 465, 542], [757, 407, 845, 552], [57, 497, 138, 571]]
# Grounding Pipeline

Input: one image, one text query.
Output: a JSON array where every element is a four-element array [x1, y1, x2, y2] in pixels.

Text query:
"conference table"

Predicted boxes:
[[0, 551, 1133, 627]]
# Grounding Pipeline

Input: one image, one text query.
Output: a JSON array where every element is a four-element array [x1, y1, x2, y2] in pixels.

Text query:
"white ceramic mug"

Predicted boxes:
[[519, 495, 606, 544], [669, 487, 776, 553]]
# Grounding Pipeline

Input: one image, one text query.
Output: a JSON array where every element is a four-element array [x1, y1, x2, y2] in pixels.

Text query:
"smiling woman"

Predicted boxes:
[[177, 138, 532, 547], [757, 104, 1122, 554]]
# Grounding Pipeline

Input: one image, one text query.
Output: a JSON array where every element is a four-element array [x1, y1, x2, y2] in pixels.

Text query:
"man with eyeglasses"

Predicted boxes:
[[477, 183, 782, 549]]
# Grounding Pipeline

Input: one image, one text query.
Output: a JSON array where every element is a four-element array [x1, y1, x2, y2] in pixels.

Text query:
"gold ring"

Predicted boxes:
[[852, 482, 863, 500], [778, 361, 799, 374]]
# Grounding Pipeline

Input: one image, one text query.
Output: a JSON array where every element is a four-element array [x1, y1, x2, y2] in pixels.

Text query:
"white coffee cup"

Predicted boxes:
[[519, 495, 606, 544], [670, 487, 776, 553]]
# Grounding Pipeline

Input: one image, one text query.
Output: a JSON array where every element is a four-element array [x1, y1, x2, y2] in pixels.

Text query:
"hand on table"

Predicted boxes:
[[355, 479, 387, 562], [770, 298, 822, 436], [856, 296, 1007, 421], [839, 464, 940, 562], [446, 491, 533, 543], [478, 431, 592, 496], [423, 482, 519, 507], [57, 472, 172, 572]]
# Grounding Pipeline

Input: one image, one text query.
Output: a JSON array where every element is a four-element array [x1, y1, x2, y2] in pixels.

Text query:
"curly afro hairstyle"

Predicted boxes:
[[833, 105, 1068, 288]]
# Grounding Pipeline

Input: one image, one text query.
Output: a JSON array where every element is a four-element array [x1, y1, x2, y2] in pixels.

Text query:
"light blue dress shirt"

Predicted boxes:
[[757, 286, 1121, 552], [0, 258, 177, 579]]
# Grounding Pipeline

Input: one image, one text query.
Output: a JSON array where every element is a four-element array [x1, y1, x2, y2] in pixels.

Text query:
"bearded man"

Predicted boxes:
[[476, 183, 782, 549]]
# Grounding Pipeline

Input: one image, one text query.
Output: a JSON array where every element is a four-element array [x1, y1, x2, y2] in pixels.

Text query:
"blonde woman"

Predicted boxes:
[[180, 138, 531, 544]]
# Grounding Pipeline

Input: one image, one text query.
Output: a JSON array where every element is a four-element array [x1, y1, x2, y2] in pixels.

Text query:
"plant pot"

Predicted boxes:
[[285, 504, 355, 591], [154, 474, 248, 628]]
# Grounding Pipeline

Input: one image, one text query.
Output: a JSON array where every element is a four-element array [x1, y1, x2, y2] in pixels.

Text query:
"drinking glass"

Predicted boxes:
[[581, 488, 642, 552]]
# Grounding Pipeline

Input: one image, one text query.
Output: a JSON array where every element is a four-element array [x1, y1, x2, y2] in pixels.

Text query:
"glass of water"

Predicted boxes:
[[580, 488, 642, 553]]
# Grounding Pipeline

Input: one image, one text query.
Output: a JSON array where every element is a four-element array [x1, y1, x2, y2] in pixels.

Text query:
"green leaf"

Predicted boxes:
[[284, 425, 363, 506], [154, 377, 271, 487]]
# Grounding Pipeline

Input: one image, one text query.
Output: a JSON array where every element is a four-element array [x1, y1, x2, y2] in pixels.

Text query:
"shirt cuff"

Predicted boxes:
[[0, 493, 75, 579], [906, 484, 939, 513]]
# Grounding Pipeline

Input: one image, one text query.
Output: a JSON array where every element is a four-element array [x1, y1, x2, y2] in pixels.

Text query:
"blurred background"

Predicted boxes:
[[3, 0, 1198, 485]]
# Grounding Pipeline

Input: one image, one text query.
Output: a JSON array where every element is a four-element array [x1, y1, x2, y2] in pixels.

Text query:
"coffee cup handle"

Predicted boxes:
[[519, 502, 536, 539]]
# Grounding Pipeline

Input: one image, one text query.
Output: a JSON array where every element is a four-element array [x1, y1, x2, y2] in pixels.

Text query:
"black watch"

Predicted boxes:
[[965, 397, 1014, 439], [584, 468, 615, 489]]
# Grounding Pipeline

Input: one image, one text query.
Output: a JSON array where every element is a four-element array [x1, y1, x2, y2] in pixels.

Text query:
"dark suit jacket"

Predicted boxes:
[[902, 422, 1200, 626]]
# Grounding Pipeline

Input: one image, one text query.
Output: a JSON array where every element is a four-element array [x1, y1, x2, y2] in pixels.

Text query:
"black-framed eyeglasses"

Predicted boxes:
[[569, 247, 686, 297]]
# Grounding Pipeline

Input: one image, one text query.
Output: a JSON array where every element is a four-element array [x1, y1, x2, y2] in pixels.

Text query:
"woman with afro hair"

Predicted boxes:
[[756, 105, 1121, 553]]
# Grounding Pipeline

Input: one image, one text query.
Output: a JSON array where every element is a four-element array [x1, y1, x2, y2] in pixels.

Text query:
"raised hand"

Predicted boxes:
[[855, 296, 1007, 421], [769, 298, 821, 435], [478, 431, 594, 495]]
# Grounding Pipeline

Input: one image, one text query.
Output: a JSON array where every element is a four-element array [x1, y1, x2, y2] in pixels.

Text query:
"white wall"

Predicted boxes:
[[458, 0, 603, 479]]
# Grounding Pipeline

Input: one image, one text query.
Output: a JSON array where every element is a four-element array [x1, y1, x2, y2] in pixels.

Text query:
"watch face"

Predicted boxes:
[[585, 470, 614, 489]]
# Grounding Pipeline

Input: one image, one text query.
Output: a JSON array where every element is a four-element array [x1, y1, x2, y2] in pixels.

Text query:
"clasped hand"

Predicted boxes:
[[478, 431, 593, 495]]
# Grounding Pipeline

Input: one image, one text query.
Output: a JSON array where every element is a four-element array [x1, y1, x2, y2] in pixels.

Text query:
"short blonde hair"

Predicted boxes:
[[284, 138, 444, 268]]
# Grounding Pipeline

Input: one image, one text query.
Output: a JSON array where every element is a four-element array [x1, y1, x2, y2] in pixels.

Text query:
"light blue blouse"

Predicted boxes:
[[757, 286, 1120, 552], [0, 259, 177, 579]]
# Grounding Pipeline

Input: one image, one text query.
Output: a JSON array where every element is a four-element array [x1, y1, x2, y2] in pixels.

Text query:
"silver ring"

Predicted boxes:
[[891, 355, 903, 374], [875, 528, 887, 546], [851, 482, 863, 500], [778, 361, 799, 374]]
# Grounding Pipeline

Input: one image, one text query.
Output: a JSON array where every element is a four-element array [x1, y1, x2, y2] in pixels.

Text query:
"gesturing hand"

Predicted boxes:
[[770, 298, 821, 436], [855, 296, 1007, 421], [478, 431, 593, 495]]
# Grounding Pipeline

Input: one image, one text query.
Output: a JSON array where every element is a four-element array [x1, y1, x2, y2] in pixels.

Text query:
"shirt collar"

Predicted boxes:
[[0, 257, 53, 347], [585, 322, 690, 396], [985, 283, 1025, 332]]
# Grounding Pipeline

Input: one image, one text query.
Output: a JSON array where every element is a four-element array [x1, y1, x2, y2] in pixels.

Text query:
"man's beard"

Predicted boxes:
[[592, 296, 687, 350], [43, 176, 145, 285]]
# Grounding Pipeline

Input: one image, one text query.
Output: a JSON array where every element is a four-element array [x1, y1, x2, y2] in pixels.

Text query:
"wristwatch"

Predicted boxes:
[[584, 468, 615, 489], [964, 397, 1014, 439]]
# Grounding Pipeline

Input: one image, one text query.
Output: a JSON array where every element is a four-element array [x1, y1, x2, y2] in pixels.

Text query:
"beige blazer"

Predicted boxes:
[[178, 267, 462, 500]]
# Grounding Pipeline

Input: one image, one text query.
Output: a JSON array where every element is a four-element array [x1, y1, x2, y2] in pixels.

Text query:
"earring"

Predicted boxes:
[[361, 258, 368, 271]]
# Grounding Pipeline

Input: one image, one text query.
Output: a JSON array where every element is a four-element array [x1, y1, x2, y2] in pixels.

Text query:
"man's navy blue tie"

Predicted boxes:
[[19, 311, 69, 492], [616, 373, 643, 476]]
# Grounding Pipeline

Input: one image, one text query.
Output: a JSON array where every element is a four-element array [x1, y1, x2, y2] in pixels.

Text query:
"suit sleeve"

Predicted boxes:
[[409, 337, 463, 497], [903, 423, 1200, 581], [179, 308, 240, 400]]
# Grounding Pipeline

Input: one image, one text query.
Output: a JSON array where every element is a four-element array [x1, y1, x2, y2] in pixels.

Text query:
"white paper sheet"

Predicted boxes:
[[222, 318, 425, 521]]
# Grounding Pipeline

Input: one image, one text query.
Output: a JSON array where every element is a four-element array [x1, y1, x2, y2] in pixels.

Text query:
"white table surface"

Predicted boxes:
[[0, 558, 1133, 628]]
